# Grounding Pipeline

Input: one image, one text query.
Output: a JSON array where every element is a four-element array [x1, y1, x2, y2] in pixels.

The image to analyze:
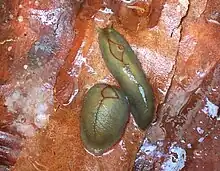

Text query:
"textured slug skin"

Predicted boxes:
[[98, 27, 154, 130], [80, 83, 129, 155]]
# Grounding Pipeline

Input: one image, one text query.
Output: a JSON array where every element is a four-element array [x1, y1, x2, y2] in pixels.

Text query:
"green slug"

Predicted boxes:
[[80, 83, 129, 155], [98, 27, 154, 130]]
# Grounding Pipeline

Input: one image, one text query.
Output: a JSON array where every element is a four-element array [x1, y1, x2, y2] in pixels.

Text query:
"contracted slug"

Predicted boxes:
[[98, 27, 154, 130], [80, 83, 129, 155]]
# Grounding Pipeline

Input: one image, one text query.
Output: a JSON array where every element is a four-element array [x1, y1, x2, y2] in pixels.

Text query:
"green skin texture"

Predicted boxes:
[[98, 27, 155, 130], [80, 83, 129, 155]]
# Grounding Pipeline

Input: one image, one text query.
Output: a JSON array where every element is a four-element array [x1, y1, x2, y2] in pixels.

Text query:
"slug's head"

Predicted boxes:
[[98, 27, 130, 62]]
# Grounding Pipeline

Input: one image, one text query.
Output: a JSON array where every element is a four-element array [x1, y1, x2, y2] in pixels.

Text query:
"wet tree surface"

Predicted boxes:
[[0, 0, 219, 171]]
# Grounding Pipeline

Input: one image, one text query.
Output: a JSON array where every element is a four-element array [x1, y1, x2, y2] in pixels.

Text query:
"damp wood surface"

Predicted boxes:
[[0, 0, 219, 171]]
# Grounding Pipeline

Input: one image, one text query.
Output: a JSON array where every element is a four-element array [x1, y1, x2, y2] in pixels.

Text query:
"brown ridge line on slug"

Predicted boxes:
[[93, 97, 103, 140], [101, 85, 120, 99], [108, 39, 125, 63], [93, 85, 120, 140]]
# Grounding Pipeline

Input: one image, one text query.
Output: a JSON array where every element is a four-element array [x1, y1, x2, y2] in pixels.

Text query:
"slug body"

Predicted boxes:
[[80, 83, 129, 155], [98, 27, 154, 130]]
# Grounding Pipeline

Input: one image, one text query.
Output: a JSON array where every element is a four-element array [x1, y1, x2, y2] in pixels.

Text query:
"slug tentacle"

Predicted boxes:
[[98, 27, 155, 130]]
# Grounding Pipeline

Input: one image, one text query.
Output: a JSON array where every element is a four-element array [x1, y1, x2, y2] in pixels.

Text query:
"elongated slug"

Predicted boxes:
[[98, 27, 154, 130]]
